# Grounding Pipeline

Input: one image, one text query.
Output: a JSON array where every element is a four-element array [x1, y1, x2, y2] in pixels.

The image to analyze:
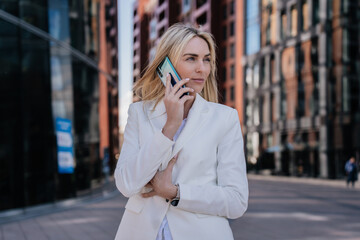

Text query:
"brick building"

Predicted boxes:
[[132, 0, 245, 124], [243, 0, 360, 179]]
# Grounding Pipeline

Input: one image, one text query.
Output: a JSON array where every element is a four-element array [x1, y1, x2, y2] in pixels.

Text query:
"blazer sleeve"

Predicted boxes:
[[114, 103, 174, 197], [177, 109, 249, 219]]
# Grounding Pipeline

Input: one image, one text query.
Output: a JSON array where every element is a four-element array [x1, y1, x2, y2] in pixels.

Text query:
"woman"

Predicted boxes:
[[114, 23, 248, 240]]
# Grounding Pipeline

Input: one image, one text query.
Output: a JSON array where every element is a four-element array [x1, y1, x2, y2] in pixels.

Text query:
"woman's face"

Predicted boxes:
[[175, 37, 211, 96]]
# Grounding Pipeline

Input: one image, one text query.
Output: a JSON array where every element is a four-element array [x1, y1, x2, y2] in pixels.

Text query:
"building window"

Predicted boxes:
[[270, 54, 275, 83], [182, 0, 191, 14], [245, 66, 252, 88], [342, 28, 349, 62], [159, 10, 165, 22], [230, 43, 235, 58], [223, 67, 227, 82], [246, 100, 252, 125], [230, 1, 235, 15], [310, 38, 319, 115], [196, 0, 207, 9], [264, 1, 272, 45], [222, 88, 227, 102], [313, 0, 319, 25], [254, 62, 259, 87], [259, 59, 264, 85], [197, 12, 207, 25], [301, 0, 308, 31], [230, 64, 235, 79], [260, 95, 265, 123], [230, 86, 235, 101], [296, 80, 305, 117], [254, 98, 260, 125], [342, 76, 350, 113], [223, 4, 227, 20], [158, 27, 165, 37], [223, 25, 227, 40], [341, 0, 350, 14], [133, 9, 137, 17], [281, 10, 287, 39], [290, 5, 298, 37], [223, 46, 227, 60], [230, 21, 235, 36], [150, 19, 157, 40], [270, 92, 275, 122]]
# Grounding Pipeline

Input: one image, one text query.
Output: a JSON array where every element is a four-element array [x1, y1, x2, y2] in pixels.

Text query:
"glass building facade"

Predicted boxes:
[[0, 0, 118, 211]]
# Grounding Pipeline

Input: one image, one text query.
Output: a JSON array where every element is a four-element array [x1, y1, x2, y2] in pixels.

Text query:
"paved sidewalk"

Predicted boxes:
[[247, 173, 357, 189], [0, 174, 358, 240], [0, 191, 126, 240]]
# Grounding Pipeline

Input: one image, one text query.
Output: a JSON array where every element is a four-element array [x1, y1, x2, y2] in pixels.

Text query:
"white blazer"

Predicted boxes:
[[114, 94, 248, 240]]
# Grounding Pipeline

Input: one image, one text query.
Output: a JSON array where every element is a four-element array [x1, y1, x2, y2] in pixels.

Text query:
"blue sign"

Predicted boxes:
[[56, 118, 74, 174]]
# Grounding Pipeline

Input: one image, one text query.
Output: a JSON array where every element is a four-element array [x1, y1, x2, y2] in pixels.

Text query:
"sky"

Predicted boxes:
[[118, 0, 135, 132]]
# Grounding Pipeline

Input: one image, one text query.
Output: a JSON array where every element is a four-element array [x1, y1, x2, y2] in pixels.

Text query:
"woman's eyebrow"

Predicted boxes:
[[183, 53, 211, 57]]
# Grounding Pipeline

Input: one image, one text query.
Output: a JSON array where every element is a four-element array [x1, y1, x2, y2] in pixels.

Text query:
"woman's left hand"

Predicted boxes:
[[142, 156, 178, 200]]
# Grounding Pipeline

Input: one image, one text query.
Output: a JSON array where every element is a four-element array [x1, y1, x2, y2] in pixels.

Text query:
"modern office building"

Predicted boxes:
[[132, 0, 245, 124], [243, 0, 360, 179], [0, 0, 119, 212]]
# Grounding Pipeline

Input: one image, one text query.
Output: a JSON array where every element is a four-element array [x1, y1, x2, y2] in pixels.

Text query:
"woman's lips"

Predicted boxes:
[[191, 78, 205, 83]]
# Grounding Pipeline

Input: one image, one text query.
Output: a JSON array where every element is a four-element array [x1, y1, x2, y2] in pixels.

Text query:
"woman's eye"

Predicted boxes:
[[204, 58, 211, 62], [186, 57, 195, 61]]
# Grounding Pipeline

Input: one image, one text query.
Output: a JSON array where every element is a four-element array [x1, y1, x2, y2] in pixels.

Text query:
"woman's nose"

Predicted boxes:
[[196, 61, 206, 73]]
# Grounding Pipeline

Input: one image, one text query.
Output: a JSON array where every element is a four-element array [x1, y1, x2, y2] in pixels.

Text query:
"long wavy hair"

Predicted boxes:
[[133, 23, 218, 107]]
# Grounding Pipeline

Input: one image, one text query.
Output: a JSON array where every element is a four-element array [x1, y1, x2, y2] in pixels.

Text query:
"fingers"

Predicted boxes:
[[165, 73, 171, 95], [179, 95, 195, 104], [174, 87, 194, 99], [145, 182, 152, 188], [142, 190, 157, 198], [170, 78, 190, 96]]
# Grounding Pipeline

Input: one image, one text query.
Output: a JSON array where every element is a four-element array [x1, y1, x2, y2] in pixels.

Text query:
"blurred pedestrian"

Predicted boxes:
[[345, 156, 358, 188], [114, 23, 248, 240]]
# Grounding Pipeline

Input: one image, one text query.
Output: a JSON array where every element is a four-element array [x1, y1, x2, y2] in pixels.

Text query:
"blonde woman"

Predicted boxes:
[[114, 23, 248, 240]]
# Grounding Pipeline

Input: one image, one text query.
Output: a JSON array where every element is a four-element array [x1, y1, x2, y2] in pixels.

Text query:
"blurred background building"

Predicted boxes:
[[244, 0, 360, 179], [132, 0, 360, 179], [0, 0, 119, 212]]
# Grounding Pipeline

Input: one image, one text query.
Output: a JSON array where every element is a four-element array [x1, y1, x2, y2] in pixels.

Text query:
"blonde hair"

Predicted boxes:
[[133, 23, 218, 106]]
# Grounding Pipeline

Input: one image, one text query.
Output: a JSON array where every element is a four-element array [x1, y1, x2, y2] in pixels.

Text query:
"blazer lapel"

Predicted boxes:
[[146, 100, 167, 132], [145, 94, 209, 159], [171, 94, 209, 158]]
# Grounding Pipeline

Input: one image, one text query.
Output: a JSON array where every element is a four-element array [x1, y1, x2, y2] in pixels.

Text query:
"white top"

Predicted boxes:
[[156, 119, 187, 240]]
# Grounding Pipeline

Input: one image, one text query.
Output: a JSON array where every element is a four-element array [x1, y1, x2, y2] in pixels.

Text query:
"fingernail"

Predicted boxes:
[[186, 78, 190, 81]]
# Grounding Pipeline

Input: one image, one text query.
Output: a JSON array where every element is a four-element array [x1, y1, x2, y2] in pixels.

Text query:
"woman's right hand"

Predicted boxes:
[[162, 73, 194, 140]]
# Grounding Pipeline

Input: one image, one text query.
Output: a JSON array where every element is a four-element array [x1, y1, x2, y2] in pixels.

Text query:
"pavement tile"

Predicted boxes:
[[18, 219, 48, 240], [36, 214, 73, 240], [2, 222, 26, 240]]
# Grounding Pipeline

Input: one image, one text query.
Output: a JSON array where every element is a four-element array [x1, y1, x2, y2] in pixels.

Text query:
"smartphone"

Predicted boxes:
[[156, 56, 188, 96]]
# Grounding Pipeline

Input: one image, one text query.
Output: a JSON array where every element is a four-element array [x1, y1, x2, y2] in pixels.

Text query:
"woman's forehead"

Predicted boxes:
[[182, 37, 210, 55]]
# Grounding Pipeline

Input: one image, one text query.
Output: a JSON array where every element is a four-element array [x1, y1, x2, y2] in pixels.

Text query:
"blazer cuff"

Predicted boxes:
[[156, 130, 175, 170], [156, 129, 175, 147]]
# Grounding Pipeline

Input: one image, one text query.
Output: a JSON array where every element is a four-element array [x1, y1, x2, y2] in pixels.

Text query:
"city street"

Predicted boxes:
[[1, 175, 359, 240]]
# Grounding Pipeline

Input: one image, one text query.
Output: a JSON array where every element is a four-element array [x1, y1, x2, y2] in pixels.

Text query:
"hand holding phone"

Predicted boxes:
[[156, 56, 189, 97]]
